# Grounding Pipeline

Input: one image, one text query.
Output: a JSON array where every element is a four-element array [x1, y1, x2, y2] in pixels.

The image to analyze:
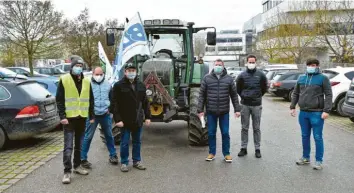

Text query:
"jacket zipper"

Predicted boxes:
[[217, 76, 220, 114]]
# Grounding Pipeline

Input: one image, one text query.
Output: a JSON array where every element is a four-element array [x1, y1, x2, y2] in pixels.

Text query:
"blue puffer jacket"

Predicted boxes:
[[91, 78, 112, 116]]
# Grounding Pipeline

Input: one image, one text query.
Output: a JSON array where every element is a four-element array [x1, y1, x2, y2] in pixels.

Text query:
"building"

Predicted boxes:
[[242, 13, 262, 56]]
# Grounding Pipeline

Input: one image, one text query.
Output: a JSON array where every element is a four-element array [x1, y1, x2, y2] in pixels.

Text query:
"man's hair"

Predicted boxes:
[[306, 58, 320, 66], [215, 59, 224, 64], [246, 55, 257, 62]]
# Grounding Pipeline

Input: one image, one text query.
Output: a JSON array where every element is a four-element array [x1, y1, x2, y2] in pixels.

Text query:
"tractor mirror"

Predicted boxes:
[[207, 32, 216, 45], [106, 32, 115, 46], [153, 35, 160, 40]]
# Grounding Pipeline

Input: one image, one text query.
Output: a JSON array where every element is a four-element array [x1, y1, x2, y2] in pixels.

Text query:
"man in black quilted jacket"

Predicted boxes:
[[197, 59, 241, 163]]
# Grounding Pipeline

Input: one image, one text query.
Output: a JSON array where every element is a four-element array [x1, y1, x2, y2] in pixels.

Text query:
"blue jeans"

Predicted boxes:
[[81, 114, 117, 160], [207, 113, 230, 156], [120, 127, 143, 165], [299, 111, 324, 162]]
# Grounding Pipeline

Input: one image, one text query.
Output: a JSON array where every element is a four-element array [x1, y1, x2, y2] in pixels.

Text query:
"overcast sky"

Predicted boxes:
[[52, 0, 262, 31]]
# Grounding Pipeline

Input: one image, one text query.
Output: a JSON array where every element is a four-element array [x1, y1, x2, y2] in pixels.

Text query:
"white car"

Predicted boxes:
[[322, 67, 354, 116]]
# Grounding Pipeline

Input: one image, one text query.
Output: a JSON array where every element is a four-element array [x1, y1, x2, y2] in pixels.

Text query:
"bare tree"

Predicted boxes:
[[193, 35, 206, 57], [0, 1, 64, 75]]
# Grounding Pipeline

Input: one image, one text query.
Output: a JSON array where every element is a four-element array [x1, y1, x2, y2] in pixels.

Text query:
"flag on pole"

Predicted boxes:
[[112, 12, 151, 82], [98, 41, 113, 81]]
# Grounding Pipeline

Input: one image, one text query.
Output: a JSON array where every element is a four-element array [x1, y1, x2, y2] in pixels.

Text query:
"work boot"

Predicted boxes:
[[238, 148, 247, 157], [81, 160, 92, 169], [109, 156, 119, 165], [313, 161, 323, 170], [73, 166, 89, 175], [120, 164, 129, 172], [296, 157, 310, 165], [224, 155, 232, 163], [62, 173, 71, 184], [133, 161, 146, 170], [205, 154, 215, 161], [255, 149, 262, 158]]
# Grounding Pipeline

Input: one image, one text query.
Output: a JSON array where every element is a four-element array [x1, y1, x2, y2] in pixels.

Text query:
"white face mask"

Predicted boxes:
[[247, 63, 256, 70], [93, 75, 104, 82]]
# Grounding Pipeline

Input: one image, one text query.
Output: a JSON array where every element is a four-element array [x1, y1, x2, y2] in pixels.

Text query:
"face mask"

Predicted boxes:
[[306, 66, 318, 74], [214, 66, 223, 74], [93, 75, 103, 82], [127, 72, 136, 80], [247, 63, 256, 70], [72, 66, 82, 75]]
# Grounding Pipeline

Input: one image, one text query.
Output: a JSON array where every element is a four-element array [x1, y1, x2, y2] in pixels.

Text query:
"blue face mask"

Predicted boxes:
[[214, 66, 223, 74], [127, 72, 136, 80], [306, 66, 318, 74], [72, 66, 82, 75]]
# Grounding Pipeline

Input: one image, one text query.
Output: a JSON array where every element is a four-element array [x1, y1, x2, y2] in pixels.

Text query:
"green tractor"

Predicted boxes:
[[100, 19, 216, 146]]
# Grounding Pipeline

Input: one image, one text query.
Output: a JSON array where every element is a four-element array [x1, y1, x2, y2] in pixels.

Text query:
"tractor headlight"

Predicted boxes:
[[144, 20, 152, 25], [146, 89, 153, 96]]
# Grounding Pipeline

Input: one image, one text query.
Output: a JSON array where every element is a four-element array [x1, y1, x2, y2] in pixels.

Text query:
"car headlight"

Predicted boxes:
[[146, 89, 153, 96]]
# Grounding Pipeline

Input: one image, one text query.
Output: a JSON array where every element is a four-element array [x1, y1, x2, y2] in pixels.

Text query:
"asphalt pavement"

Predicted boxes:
[[4, 96, 354, 193]]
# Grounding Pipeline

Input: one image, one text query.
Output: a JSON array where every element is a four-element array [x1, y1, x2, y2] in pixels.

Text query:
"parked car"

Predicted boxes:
[[6, 67, 50, 77], [264, 68, 299, 88], [27, 77, 59, 96], [34, 67, 65, 77], [342, 80, 354, 122], [0, 79, 60, 149], [322, 67, 354, 116], [0, 67, 28, 80], [269, 71, 303, 101], [54, 63, 89, 73]]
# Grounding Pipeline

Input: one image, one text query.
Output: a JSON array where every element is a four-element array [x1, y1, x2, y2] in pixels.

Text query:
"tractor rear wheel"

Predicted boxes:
[[99, 121, 121, 145], [188, 87, 208, 146]]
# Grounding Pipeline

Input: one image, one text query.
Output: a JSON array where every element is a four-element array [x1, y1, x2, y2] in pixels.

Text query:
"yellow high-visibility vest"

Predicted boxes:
[[60, 74, 90, 118]]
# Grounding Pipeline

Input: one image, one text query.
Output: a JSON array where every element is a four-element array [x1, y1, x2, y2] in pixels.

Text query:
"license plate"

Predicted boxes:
[[348, 98, 354, 103], [45, 104, 55, 112]]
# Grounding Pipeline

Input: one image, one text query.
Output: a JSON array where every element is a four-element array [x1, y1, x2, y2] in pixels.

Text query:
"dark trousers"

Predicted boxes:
[[63, 118, 86, 173]]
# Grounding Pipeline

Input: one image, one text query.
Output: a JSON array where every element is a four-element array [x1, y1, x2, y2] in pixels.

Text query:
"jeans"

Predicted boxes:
[[207, 113, 230, 156], [299, 111, 324, 162], [240, 105, 262, 149], [120, 127, 143, 165], [63, 118, 86, 173], [81, 113, 117, 161]]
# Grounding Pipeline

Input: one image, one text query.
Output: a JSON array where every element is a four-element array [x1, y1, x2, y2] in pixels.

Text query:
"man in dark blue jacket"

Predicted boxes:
[[290, 58, 332, 170], [197, 59, 241, 163], [236, 55, 268, 158]]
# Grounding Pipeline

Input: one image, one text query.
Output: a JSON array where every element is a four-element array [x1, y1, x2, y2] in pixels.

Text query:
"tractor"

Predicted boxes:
[[99, 19, 216, 146]]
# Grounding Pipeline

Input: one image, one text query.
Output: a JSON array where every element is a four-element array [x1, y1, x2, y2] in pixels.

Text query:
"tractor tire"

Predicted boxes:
[[99, 122, 122, 145], [188, 87, 208, 146]]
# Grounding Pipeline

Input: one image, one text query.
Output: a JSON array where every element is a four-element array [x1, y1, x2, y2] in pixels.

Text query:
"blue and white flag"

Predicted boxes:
[[112, 12, 151, 82]]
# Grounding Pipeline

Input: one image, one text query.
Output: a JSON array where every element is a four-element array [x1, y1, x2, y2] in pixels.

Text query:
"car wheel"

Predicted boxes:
[[287, 90, 294, 102], [336, 97, 347, 117], [350, 117, 354, 123], [0, 126, 7, 150]]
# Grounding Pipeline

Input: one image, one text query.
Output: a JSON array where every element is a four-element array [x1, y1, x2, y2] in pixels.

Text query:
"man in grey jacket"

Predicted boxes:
[[197, 59, 241, 163]]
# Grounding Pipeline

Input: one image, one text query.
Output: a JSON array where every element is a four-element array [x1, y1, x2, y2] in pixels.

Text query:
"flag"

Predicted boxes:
[[98, 41, 113, 82], [112, 12, 151, 82]]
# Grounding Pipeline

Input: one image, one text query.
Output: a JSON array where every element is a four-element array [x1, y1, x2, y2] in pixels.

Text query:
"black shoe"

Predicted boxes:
[[81, 160, 92, 168], [238, 148, 247, 157], [255, 149, 262, 158], [109, 156, 119, 165]]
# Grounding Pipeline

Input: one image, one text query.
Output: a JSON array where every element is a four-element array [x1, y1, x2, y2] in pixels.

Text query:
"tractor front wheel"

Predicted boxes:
[[188, 87, 208, 146]]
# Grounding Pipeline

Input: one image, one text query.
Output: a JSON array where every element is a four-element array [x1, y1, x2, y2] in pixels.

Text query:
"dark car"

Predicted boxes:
[[27, 77, 59, 97], [268, 71, 303, 101], [6, 67, 49, 77], [342, 79, 354, 122], [264, 68, 299, 88], [0, 79, 60, 149], [34, 67, 65, 77]]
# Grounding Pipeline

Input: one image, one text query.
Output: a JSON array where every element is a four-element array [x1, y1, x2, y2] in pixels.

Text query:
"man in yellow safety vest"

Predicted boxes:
[[56, 55, 94, 184]]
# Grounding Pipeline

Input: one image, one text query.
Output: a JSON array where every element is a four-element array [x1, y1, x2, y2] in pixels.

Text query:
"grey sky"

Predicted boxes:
[[52, 0, 262, 31]]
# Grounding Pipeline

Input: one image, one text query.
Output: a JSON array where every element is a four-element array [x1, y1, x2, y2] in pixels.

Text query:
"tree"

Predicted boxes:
[[0, 1, 64, 75], [193, 35, 206, 57]]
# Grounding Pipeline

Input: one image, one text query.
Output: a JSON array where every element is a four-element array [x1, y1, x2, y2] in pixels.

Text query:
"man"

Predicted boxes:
[[112, 63, 151, 172], [80, 67, 118, 169], [56, 56, 93, 184], [197, 59, 241, 163], [236, 55, 267, 158], [290, 58, 332, 170]]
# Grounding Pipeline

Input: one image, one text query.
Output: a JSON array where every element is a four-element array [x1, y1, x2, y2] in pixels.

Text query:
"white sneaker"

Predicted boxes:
[[313, 161, 323, 170], [73, 166, 89, 175], [62, 173, 71, 184]]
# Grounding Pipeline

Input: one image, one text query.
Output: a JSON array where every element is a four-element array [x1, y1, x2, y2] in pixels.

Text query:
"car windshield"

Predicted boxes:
[[37, 68, 52, 74], [273, 74, 283, 81], [322, 70, 338, 79], [0, 68, 17, 76], [18, 82, 51, 99]]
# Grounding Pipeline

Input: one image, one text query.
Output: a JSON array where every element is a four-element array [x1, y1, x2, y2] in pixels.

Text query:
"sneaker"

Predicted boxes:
[[313, 161, 323, 170], [73, 166, 89, 175], [62, 173, 71, 184], [224, 155, 232, 163], [296, 157, 310, 165], [255, 149, 262, 158], [81, 160, 92, 169], [205, 154, 215, 161], [238, 148, 247, 157], [109, 156, 119, 165], [120, 164, 129, 172], [133, 161, 146, 170]]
